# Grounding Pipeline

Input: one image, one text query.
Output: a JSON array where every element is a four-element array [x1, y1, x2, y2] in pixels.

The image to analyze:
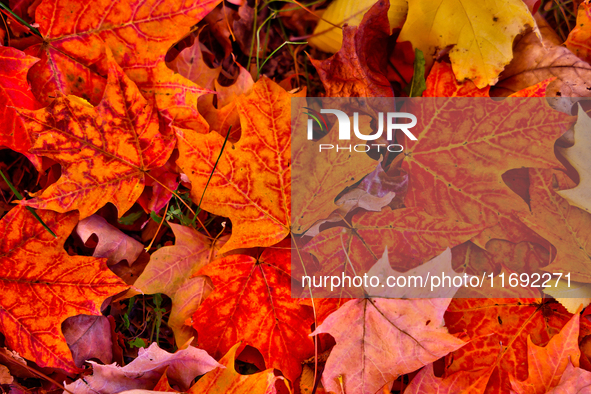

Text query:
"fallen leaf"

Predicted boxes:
[[25, 0, 220, 129], [312, 297, 466, 394], [17, 50, 175, 219], [519, 168, 591, 282], [0, 47, 42, 169], [192, 241, 315, 383], [399, 0, 537, 88], [510, 312, 580, 394], [404, 363, 493, 394], [544, 280, 591, 314], [0, 365, 13, 385], [0, 206, 128, 372], [187, 343, 289, 393], [402, 97, 571, 245], [444, 296, 582, 392], [64, 342, 221, 393], [291, 110, 379, 234], [302, 207, 484, 297], [556, 106, 591, 213], [366, 247, 471, 298], [76, 215, 144, 266], [546, 362, 591, 394], [168, 36, 222, 91], [133, 223, 227, 346], [492, 15, 591, 109], [423, 61, 553, 98], [176, 78, 291, 254], [62, 315, 113, 367], [309, 0, 407, 53], [311, 0, 394, 97]]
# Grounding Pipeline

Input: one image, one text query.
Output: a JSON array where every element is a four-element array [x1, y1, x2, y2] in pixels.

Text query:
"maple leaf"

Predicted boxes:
[[404, 363, 493, 393], [133, 223, 227, 346], [0, 206, 129, 372], [17, 51, 175, 219], [0, 47, 42, 169], [444, 294, 587, 392], [76, 215, 144, 266], [176, 78, 291, 254], [302, 207, 484, 297], [518, 168, 591, 282], [192, 241, 315, 383], [291, 108, 380, 234], [401, 97, 571, 246], [566, 1, 591, 64], [312, 297, 466, 394], [556, 106, 591, 213], [187, 343, 289, 393], [24, 0, 220, 129], [311, 0, 394, 97], [65, 342, 221, 393], [510, 312, 580, 394], [398, 0, 537, 88]]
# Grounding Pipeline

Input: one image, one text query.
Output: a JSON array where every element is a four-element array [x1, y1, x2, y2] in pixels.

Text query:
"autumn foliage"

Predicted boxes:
[[2, 0, 591, 393]]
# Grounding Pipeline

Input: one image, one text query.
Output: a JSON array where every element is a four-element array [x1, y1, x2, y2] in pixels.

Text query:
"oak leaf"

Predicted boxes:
[[510, 312, 580, 394], [176, 78, 291, 254], [402, 97, 571, 246], [0, 47, 42, 169], [192, 241, 315, 383], [0, 206, 128, 372], [76, 215, 144, 266], [398, 0, 536, 88], [310, 0, 394, 97], [556, 106, 591, 213], [519, 168, 591, 282], [64, 342, 221, 393], [17, 51, 175, 219], [133, 223, 227, 346], [168, 36, 222, 91], [62, 315, 113, 367], [312, 297, 466, 394], [25, 0, 220, 129]]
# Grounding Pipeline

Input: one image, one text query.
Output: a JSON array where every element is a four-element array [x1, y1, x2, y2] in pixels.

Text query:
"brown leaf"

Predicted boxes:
[[62, 315, 113, 367]]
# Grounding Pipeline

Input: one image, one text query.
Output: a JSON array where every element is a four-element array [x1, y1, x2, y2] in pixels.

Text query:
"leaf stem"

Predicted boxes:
[[0, 169, 57, 238]]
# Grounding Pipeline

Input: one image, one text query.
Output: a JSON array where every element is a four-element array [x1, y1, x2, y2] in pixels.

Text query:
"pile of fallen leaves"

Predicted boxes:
[[2, 0, 591, 392]]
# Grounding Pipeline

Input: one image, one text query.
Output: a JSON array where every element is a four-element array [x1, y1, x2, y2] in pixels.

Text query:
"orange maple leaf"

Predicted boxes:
[[401, 96, 572, 246], [0, 206, 128, 372], [176, 77, 291, 254], [192, 241, 315, 383], [24, 0, 220, 129], [17, 51, 175, 219]]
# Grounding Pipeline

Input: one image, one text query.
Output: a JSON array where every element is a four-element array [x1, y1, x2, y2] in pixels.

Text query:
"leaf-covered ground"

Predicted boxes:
[[1, 0, 591, 393]]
